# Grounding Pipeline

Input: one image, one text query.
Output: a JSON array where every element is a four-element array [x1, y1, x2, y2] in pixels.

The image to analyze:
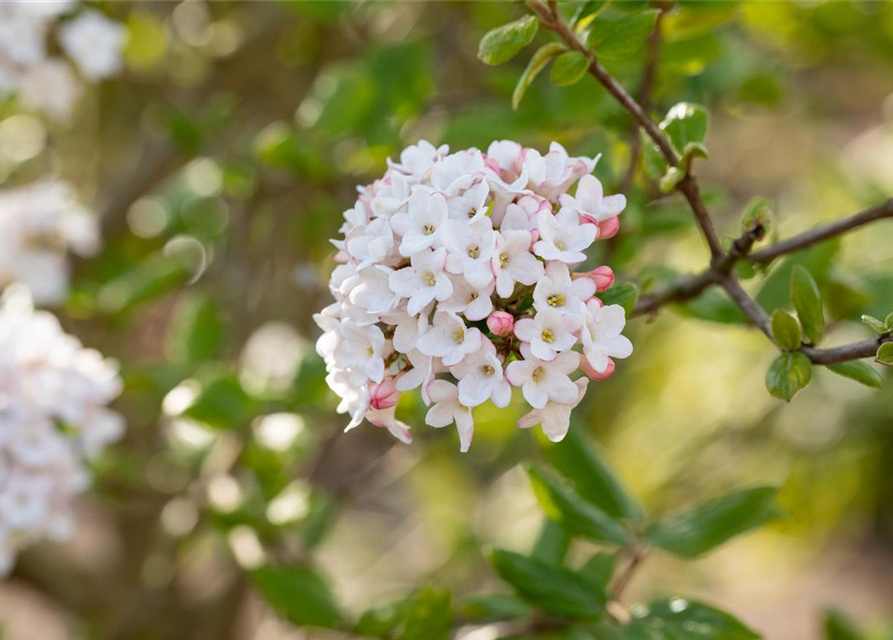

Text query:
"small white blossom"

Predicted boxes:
[[534, 208, 598, 264], [533, 262, 597, 316], [505, 349, 580, 409], [334, 320, 386, 386], [441, 216, 496, 289], [493, 229, 544, 298], [517, 378, 589, 443], [450, 338, 511, 408], [424, 380, 474, 453], [580, 301, 633, 374], [59, 10, 126, 81], [558, 174, 626, 225], [417, 311, 482, 367], [514, 308, 581, 362], [388, 248, 453, 316], [389, 191, 448, 257]]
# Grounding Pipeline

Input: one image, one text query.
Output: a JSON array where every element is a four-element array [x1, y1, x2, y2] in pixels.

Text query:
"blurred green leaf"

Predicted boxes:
[[677, 289, 747, 325], [531, 518, 572, 564], [579, 552, 615, 594], [824, 609, 867, 640], [168, 110, 202, 156], [354, 600, 406, 638], [98, 254, 190, 315], [182, 372, 257, 429], [395, 587, 452, 640], [645, 486, 782, 558], [490, 549, 607, 618], [541, 426, 643, 521], [790, 266, 824, 344], [479, 15, 539, 65], [862, 314, 890, 334], [252, 565, 342, 629], [124, 12, 168, 71], [165, 292, 225, 365], [590, 10, 660, 60], [766, 352, 812, 402], [632, 598, 760, 640], [551, 51, 589, 86], [877, 342, 893, 366], [661, 102, 709, 155], [756, 240, 840, 312], [771, 309, 802, 351], [513, 43, 565, 110], [826, 361, 883, 389], [599, 283, 639, 316], [822, 271, 872, 321], [459, 594, 532, 623], [529, 466, 632, 546], [571, 0, 608, 29], [739, 197, 773, 239]]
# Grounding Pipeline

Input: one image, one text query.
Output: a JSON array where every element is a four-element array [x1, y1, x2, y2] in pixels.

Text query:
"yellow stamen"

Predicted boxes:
[[541, 329, 555, 343], [422, 271, 436, 286]]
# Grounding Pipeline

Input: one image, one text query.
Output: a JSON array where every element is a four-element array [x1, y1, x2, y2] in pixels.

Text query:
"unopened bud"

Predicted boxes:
[[486, 311, 514, 336], [581, 357, 615, 381], [370, 379, 399, 410], [598, 217, 620, 240], [572, 265, 614, 294]]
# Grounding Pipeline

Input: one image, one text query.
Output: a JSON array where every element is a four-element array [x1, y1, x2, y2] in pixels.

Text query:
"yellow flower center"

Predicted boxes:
[[555, 241, 566, 251], [546, 293, 565, 308], [482, 364, 495, 376], [422, 271, 437, 286], [541, 329, 555, 343], [499, 253, 509, 268], [467, 245, 480, 259], [532, 366, 545, 382], [453, 329, 465, 345], [366, 346, 375, 356], [423, 224, 435, 235]]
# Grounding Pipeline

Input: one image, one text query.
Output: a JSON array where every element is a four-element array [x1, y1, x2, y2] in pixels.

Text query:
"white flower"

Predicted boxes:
[[334, 320, 386, 386], [18, 60, 82, 122], [387, 310, 429, 354], [388, 247, 453, 316], [395, 349, 435, 402], [533, 208, 598, 264], [438, 275, 493, 321], [558, 174, 626, 224], [580, 301, 633, 374], [431, 149, 485, 194], [348, 266, 399, 317], [518, 378, 588, 443], [505, 349, 580, 409], [59, 10, 126, 81], [424, 380, 474, 452], [388, 140, 449, 178], [493, 229, 544, 298], [389, 190, 448, 257], [522, 142, 599, 200], [346, 218, 395, 269], [532, 262, 597, 316], [450, 338, 511, 408], [513, 308, 581, 361], [441, 216, 496, 289], [417, 310, 482, 366], [365, 405, 413, 444]]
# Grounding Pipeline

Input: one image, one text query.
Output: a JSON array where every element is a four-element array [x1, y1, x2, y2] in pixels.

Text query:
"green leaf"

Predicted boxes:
[[97, 254, 190, 315], [862, 314, 890, 334], [529, 467, 632, 546], [531, 518, 572, 564], [251, 565, 342, 629], [490, 549, 607, 618], [877, 342, 893, 366], [181, 372, 257, 429], [677, 289, 747, 325], [355, 600, 406, 638], [790, 266, 824, 344], [541, 426, 642, 521], [571, 0, 608, 30], [887, 312, 893, 329], [165, 292, 225, 365], [827, 361, 883, 389], [459, 594, 532, 623], [661, 102, 709, 155], [590, 10, 660, 60], [740, 197, 773, 238], [550, 50, 589, 86], [395, 587, 452, 640], [645, 486, 782, 558], [479, 15, 539, 65], [659, 166, 685, 192], [599, 283, 639, 316], [579, 552, 615, 595], [633, 598, 760, 640], [824, 609, 867, 640], [512, 43, 565, 110], [771, 309, 802, 350], [766, 352, 813, 402]]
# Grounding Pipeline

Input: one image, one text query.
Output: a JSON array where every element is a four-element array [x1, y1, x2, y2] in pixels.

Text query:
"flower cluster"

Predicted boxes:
[[0, 2, 126, 120], [0, 288, 124, 575], [315, 141, 632, 451], [0, 180, 101, 305]]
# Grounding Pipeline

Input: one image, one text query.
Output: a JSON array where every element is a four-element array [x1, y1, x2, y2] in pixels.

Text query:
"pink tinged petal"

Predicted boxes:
[[496, 271, 515, 298], [464, 261, 494, 288], [454, 408, 475, 453], [400, 231, 436, 257], [517, 408, 542, 430], [552, 351, 581, 375], [367, 357, 385, 383], [417, 328, 453, 357], [434, 273, 454, 301], [487, 311, 514, 336], [523, 380, 550, 409], [551, 333, 578, 352], [530, 339, 557, 362], [464, 327, 483, 353], [604, 335, 633, 359], [598, 217, 620, 239], [490, 377, 512, 408], [585, 347, 610, 374], [513, 319, 537, 342], [445, 253, 464, 275], [458, 376, 490, 407], [540, 405, 573, 442], [389, 268, 420, 298], [389, 212, 411, 235], [387, 420, 413, 444], [542, 373, 578, 405], [425, 402, 455, 428], [602, 194, 626, 217], [569, 277, 597, 302], [509, 253, 544, 285], [407, 288, 436, 317], [505, 360, 532, 387], [465, 294, 492, 321], [581, 357, 615, 380], [533, 241, 562, 261], [560, 250, 588, 264], [426, 379, 458, 404]]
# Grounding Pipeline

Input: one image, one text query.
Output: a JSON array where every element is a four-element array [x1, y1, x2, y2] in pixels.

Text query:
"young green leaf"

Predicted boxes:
[[571, 0, 608, 30], [877, 342, 893, 366], [540, 426, 642, 521], [251, 565, 343, 629], [478, 15, 539, 65], [886, 312, 893, 329], [826, 361, 883, 388], [490, 549, 607, 618], [790, 266, 824, 344], [598, 282, 639, 316], [862, 314, 890, 334], [824, 609, 868, 640], [771, 309, 802, 350], [766, 352, 813, 402], [531, 518, 571, 564], [550, 50, 589, 86], [528, 467, 632, 546], [645, 486, 783, 558], [459, 594, 532, 623], [661, 102, 709, 154], [395, 587, 452, 640], [659, 166, 686, 192], [632, 599, 760, 640], [512, 43, 565, 110], [181, 371, 257, 429], [590, 10, 660, 60], [165, 292, 225, 365], [579, 552, 616, 595], [740, 197, 773, 239]]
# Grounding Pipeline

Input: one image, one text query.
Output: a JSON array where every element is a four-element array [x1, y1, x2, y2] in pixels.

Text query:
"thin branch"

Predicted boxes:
[[750, 198, 893, 264]]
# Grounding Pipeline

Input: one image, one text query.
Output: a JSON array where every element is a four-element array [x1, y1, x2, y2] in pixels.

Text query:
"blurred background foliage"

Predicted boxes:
[[2, 1, 893, 639]]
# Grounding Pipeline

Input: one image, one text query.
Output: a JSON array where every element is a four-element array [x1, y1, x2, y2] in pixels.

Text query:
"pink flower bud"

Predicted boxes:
[[598, 217, 620, 240], [529, 228, 540, 244], [370, 379, 399, 410], [581, 357, 615, 381], [487, 311, 514, 336], [572, 266, 614, 294]]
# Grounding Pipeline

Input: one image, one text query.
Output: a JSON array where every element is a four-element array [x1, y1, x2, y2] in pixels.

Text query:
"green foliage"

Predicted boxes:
[[739, 197, 773, 240], [862, 314, 892, 334], [589, 10, 660, 60], [551, 51, 590, 86], [513, 43, 566, 109], [766, 352, 813, 402], [631, 599, 760, 640], [529, 466, 633, 546], [877, 342, 893, 366], [578, 552, 616, 594], [645, 487, 783, 558], [661, 102, 710, 156], [479, 15, 539, 65], [180, 371, 257, 429], [826, 361, 883, 389], [97, 254, 190, 315], [251, 565, 343, 629], [599, 283, 639, 317], [790, 266, 825, 344], [824, 609, 868, 640], [165, 292, 225, 365], [531, 518, 572, 564], [394, 587, 452, 640], [770, 309, 802, 351]]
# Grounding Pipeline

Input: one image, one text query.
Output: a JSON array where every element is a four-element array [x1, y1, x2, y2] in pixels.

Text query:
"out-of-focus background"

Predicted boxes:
[[2, 1, 893, 639]]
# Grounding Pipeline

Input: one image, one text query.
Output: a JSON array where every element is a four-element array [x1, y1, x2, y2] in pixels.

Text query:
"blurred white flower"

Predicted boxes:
[[59, 10, 127, 81]]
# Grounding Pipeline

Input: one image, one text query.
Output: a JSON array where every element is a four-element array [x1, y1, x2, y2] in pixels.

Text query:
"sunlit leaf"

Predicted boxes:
[[551, 50, 589, 86], [766, 352, 812, 402], [877, 342, 893, 366], [826, 361, 883, 388], [479, 15, 539, 65], [632, 598, 760, 640], [790, 266, 824, 345], [513, 43, 565, 110], [599, 283, 639, 316], [252, 565, 343, 629], [590, 10, 660, 60], [770, 309, 802, 351]]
